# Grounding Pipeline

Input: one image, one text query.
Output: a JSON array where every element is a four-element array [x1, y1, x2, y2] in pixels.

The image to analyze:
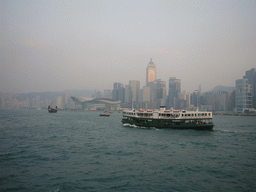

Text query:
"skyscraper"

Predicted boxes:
[[112, 82, 125, 103], [129, 80, 140, 103], [146, 58, 156, 86], [124, 85, 132, 104], [156, 79, 166, 107], [167, 77, 181, 109]]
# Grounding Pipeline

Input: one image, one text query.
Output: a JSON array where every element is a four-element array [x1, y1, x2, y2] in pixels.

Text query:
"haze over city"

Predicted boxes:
[[1, 0, 255, 94]]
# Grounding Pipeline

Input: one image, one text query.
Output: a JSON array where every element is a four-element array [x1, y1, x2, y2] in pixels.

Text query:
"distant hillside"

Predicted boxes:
[[13, 89, 98, 101], [207, 85, 235, 93]]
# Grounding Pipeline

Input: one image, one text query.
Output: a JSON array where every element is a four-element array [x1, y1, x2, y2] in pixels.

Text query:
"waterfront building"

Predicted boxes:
[[200, 91, 229, 111], [71, 96, 121, 111], [235, 78, 252, 112], [243, 68, 256, 108]]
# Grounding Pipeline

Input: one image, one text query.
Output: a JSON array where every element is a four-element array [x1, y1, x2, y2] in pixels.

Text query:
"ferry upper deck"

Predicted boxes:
[[122, 109, 213, 120]]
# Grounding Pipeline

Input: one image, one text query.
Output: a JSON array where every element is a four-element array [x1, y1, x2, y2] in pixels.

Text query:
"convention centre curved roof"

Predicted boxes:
[[71, 96, 121, 105]]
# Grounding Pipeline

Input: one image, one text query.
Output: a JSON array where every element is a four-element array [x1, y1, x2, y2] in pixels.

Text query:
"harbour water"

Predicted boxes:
[[0, 109, 255, 191]]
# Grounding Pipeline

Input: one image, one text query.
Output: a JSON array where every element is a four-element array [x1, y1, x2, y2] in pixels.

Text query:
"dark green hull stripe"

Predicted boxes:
[[122, 119, 214, 130]]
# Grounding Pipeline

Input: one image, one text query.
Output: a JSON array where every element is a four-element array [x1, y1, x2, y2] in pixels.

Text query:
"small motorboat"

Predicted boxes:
[[100, 112, 110, 116], [48, 105, 58, 113]]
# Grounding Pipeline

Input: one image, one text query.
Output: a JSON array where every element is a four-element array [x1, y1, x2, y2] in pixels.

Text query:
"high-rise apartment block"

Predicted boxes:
[[235, 79, 252, 112], [234, 68, 256, 112], [243, 68, 256, 108]]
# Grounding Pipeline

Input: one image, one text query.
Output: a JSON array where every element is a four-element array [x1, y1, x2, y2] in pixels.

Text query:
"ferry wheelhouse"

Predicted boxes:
[[122, 106, 214, 130]]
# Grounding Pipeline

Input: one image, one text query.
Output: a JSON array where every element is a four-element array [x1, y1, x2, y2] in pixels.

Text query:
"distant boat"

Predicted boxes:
[[100, 112, 110, 116], [48, 105, 58, 113]]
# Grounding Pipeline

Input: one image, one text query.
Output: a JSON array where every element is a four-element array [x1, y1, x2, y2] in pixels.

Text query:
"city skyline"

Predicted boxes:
[[1, 1, 255, 94], [1, 66, 255, 112]]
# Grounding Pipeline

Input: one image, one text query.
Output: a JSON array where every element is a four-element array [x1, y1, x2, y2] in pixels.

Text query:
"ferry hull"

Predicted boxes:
[[122, 118, 214, 130]]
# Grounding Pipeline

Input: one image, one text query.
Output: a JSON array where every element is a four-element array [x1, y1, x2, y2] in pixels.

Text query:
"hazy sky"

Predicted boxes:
[[1, 0, 255, 93]]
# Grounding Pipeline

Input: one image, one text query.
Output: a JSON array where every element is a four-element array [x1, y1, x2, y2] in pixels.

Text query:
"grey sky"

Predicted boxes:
[[1, 0, 255, 93]]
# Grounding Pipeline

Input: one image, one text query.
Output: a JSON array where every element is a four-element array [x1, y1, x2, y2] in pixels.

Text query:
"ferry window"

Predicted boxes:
[[182, 114, 184, 117], [208, 113, 210, 116]]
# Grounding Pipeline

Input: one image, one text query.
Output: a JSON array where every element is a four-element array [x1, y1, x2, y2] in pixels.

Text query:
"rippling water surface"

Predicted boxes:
[[0, 109, 255, 191]]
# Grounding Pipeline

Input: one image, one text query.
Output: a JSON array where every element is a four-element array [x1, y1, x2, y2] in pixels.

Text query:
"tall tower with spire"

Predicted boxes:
[[146, 58, 156, 86]]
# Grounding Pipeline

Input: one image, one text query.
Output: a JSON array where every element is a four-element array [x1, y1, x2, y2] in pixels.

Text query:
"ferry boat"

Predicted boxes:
[[121, 106, 214, 130]]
